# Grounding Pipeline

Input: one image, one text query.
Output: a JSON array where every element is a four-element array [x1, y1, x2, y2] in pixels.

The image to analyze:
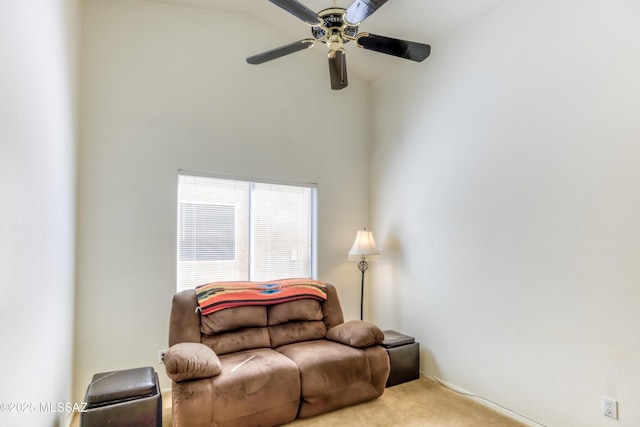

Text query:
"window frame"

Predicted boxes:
[[177, 170, 318, 290]]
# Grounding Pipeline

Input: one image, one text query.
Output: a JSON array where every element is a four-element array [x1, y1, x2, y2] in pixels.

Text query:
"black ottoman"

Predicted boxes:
[[81, 367, 161, 427], [382, 330, 420, 387]]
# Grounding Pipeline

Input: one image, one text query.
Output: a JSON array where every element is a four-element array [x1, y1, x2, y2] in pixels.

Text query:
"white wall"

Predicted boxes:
[[370, 1, 640, 426], [0, 1, 79, 426], [76, 0, 370, 401]]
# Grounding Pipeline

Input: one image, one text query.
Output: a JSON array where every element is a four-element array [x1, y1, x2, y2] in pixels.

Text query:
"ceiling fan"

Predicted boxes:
[[246, 0, 432, 90]]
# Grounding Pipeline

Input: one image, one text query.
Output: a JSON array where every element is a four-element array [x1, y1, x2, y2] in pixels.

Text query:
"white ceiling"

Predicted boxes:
[[147, 0, 503, 82]]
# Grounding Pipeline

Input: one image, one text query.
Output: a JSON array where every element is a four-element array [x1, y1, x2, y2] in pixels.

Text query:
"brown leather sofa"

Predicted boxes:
[[165, 283, 390, 427]]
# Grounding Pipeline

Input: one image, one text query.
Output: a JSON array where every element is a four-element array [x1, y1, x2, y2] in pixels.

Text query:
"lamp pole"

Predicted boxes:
[[358, 259, 368, 321], [348, 228, 380, 322]]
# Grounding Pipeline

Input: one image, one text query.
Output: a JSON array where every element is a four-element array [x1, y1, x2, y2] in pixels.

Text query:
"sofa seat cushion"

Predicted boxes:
[[212, 348, 301, 426], [276, 340, 390, 418]]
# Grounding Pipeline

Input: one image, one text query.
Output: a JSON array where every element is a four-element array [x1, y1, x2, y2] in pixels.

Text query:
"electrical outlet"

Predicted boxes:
[[158, 349, 167, 364], [603, 397, 618, 419]]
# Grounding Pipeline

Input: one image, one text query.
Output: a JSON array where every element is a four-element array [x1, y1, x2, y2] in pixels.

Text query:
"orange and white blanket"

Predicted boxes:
[[195, 278, 327, 315]]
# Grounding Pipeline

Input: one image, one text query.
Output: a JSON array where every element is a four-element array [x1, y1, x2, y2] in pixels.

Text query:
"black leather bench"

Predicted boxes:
[[381, 330, 420, 387], [81, 366, 161, 427]]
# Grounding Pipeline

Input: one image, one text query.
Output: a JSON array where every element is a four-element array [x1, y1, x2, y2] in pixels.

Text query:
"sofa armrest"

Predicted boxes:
[[164, 342, 222, 382], [326, 320, 385, 348]]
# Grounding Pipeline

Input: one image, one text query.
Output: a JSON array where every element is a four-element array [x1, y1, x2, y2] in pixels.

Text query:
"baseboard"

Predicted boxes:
[[420, 371, 544, 427]]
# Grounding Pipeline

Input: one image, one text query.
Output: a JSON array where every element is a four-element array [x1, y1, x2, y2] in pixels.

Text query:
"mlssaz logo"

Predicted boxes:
[[40, 402, 89, 413]]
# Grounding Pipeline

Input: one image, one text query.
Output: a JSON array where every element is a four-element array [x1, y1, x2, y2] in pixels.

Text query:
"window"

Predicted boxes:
[[177, 171, 317, 291], [178, 203, 235, 262]]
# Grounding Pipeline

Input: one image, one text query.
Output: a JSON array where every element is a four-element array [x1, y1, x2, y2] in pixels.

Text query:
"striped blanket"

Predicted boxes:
[[195, 278, 327, 315]]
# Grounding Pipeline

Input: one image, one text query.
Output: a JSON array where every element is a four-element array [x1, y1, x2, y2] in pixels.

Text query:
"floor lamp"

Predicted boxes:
[[348, 228, 381, 321]]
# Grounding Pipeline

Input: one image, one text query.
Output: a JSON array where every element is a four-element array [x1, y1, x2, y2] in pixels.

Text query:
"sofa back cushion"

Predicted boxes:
[[169, 284, 345, 354], [266, 298, 327, 347], [202, 299, 327, 353], [200, 305, 267, 334], [269, 321, 327, 347], [201, 327, 271, 356], [199, 305, 270, 355], [267, 299, 323, 326]]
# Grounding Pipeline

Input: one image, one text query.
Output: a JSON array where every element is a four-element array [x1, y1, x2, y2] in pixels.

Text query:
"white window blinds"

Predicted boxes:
[[177, 172, 317, 292]]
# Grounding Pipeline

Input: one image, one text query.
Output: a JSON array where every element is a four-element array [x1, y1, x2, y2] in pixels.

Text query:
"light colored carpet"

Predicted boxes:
[[72, 377, 527, 427], [285, 377, 526, 427]]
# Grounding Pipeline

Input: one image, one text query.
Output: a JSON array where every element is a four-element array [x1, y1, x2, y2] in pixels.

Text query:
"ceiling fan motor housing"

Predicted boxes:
[[311, 8, 359, 48]]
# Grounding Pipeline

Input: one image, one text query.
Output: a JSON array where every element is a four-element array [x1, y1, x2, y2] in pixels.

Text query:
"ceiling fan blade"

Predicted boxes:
[[328, 50, 348, 90], [268, 0, 321, 25], [344, 0, 389, 25], [356, 33, 431, 62], [247, 39, 316, 65]]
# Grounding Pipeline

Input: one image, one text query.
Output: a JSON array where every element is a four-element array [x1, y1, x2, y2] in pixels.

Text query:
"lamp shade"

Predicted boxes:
[[348, 229, 381, 261]]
